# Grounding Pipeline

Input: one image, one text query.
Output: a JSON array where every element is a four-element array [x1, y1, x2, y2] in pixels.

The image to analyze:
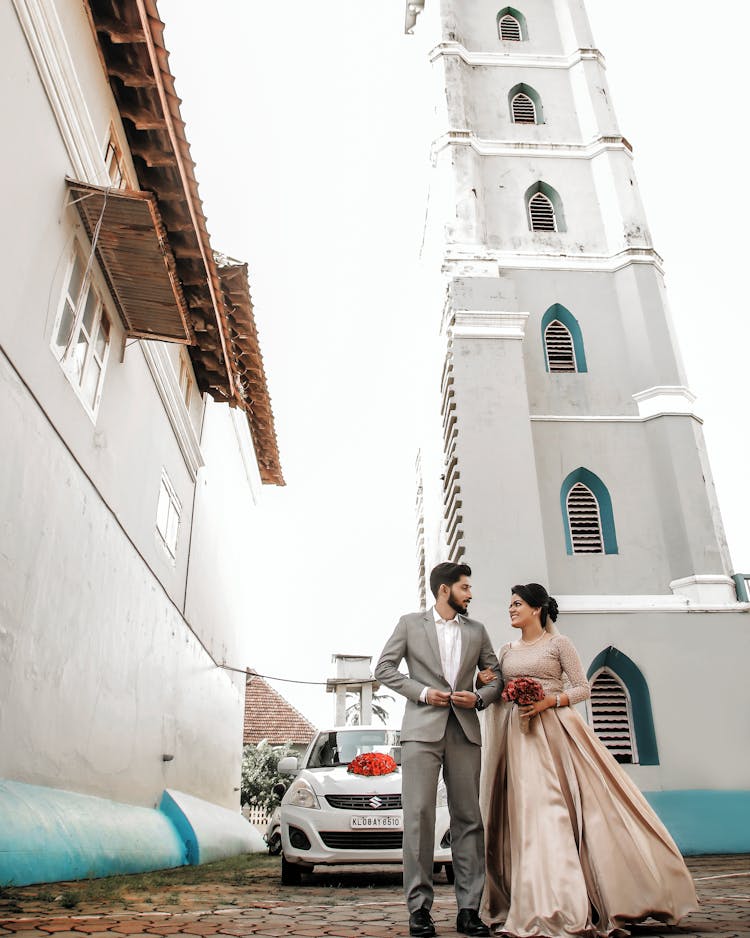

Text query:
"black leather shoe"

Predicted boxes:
[[409, 907, 437, 937], [456, 908, 490, 937]]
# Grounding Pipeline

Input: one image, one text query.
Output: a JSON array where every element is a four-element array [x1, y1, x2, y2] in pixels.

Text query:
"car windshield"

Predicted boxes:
[[306, 729, 402, 768]]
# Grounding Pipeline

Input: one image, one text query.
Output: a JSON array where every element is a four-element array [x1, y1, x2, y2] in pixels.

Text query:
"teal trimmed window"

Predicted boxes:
[[509, 83, 544, 124], [497, 8, 528, 41], [525, 181, 566, 232], [587, 647, 659, 765], [561, 467, 617, 555], [541, 304, 587, 372]]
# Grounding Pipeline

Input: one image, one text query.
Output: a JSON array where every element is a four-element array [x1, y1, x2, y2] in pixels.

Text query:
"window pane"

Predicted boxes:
[[56, 299, 76, 348], [81, 359, 101, 408], [166, 501, 180, 552], [82, 289, 98, 335], [94, 311, 110, 360], [71, 330, 89, 380], [156, 483, 170, 539], [68, 252, 85, 305]]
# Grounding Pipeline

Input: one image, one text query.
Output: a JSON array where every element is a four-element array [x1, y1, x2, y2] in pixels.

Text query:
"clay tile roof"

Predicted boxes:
[[244, 672, 317, 746]]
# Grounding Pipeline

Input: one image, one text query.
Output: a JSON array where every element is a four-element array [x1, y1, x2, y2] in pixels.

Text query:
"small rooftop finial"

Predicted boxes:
[[405, 0, 425, 35]]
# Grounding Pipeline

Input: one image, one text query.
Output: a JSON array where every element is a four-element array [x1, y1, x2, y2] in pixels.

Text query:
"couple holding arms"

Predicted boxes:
[[375, 562, 697, 938]]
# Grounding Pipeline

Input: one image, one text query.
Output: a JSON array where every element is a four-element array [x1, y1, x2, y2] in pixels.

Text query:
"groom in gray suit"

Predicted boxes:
[[375, 562, 501, 938]]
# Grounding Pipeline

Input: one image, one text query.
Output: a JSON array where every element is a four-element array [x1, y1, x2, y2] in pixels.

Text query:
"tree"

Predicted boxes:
[[240, 740, 296, 812], [346, 691, 394, 726]]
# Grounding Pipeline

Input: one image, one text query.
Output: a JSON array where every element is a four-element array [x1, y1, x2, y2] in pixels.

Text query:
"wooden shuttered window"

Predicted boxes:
[[511, 92, 536, 124], [528, 192, 556, 231], [590, 670, 635, 763], [566, 482, 603, 553], [545, 320, 576, 372], [499, 14, 522, 41]]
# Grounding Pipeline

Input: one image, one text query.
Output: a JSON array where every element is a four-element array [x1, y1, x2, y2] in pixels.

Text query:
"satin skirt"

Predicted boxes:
[[481, 702, 698, 937]]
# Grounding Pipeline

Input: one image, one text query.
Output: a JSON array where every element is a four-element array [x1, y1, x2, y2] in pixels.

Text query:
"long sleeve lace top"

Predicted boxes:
[[499, 633, 590, 706]]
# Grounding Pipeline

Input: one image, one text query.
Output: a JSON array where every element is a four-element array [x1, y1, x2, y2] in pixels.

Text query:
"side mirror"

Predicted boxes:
[[277, 756, 299, 775]]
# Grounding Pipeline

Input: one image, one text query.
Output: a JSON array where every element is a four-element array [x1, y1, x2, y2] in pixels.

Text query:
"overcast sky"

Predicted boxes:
[[159, 1, 749, 729]]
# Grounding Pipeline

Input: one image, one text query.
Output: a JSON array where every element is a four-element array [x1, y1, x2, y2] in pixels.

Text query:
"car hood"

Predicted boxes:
[[298, 764, 403, 796]]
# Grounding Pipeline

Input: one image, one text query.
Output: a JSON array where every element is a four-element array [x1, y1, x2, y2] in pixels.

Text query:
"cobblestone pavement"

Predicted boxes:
[[0, 855, 748, 938]]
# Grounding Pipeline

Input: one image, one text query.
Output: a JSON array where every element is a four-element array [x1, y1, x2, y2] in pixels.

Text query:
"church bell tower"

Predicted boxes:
[[405, 0, 750, 853]]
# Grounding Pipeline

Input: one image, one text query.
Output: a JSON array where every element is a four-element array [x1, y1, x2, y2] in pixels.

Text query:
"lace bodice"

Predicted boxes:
[[499, 634, 590, 706]]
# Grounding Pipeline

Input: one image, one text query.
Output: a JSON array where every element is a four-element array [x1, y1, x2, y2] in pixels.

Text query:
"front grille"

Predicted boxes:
[[325, 794, 402, 810], [320, 831, 403, 850]]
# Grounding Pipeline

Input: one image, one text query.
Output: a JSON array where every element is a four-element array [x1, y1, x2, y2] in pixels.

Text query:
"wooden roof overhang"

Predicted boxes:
[[216, 258, 284, 486], [66, 179, 193, 343], [84, 0, 284, 482]]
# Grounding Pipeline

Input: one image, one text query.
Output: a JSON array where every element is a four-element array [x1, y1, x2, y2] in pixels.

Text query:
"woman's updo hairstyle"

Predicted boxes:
[[511, 583, 559, 628]]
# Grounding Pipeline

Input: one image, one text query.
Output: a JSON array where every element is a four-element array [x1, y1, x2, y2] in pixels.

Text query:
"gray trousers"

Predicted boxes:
[[401, 711, 484, 913]]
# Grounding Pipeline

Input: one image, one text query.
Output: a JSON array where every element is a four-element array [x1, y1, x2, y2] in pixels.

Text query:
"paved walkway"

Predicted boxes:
[[0, 856, 748, 938]]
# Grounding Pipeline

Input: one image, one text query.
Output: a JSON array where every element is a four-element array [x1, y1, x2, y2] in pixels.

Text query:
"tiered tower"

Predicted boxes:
[[406, 0, 749, 853]]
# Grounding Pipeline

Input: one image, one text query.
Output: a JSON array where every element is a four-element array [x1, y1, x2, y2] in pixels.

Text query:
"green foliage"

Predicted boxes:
[[240, 741, 296, 812], [346, 691, 394, 726]]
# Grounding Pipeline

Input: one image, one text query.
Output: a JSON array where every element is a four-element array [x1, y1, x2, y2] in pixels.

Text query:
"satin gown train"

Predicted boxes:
[[480, 636, 698, 937]]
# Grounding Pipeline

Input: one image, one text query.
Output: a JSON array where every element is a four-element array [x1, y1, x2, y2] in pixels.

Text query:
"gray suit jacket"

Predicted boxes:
[[375, 609, 502, 745]]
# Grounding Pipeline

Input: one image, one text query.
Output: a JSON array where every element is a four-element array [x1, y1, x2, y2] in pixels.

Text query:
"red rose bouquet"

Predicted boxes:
[[502, 677, 545, 733], [347, 752, 398, 777]]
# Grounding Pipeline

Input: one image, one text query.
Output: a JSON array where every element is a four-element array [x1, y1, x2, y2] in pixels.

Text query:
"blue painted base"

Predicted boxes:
[[644, 789, 750, 855], [0, 779, 185, 887]]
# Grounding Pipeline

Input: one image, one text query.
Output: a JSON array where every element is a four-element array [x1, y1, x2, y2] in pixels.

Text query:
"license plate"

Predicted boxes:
[[350, 814, 402, 829]]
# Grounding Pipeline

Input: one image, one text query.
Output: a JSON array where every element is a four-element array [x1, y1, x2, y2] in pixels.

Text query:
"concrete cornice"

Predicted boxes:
[[432, 132, 633, 161], [449, 310, 529, 340], [441, 246, 665, 276], [530, 413, 704, 425], [632, 385, 697, 419], [558, 594, 749, 614], [430, 41, 606, 70]]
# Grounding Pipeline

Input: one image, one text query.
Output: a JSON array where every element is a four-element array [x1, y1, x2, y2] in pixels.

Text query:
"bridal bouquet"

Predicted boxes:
[[347, 752, 398, 777], [502, 677, 545, 734]]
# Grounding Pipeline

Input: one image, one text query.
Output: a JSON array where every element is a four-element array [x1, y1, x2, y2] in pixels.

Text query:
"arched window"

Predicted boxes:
[[541, 304, 587, 373], [587, 647, 660, 765], [560, 467, 618, 555], [567, 483, 602, 552], [525, 182, 566, 232], [544, 320, 575, 371], [497, 7, 528, 41], [528, 192, 555, 230], [499, 13, 522, 40], [511, 92, 536, 123], [589, 669, 635, 763]]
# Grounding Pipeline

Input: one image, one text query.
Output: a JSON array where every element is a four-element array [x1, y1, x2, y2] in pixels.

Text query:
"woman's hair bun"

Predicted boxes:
[[547, 596, 559, 622]]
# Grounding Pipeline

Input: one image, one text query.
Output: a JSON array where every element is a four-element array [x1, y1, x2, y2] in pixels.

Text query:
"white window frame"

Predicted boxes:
[[528, 191, 557, 231], [544, 320, 577, 372], [156, 470, 182, 560], [566, 482, 603, 553], [586, 667, 639, 764], [498, 14, 522, 41], [511, 92, 536, 124], [51, 241, 113, 421]]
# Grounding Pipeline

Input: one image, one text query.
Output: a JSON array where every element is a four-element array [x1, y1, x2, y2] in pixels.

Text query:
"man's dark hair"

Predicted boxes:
[[429, 562, 472, 599]]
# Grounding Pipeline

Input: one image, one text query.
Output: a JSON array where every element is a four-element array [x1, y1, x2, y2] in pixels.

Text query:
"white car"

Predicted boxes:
[[277, 726, 453, 885]]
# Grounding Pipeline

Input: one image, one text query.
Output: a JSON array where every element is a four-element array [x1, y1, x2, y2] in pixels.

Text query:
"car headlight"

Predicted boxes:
[[436, 779, 448, 807], [285, 777, 321, 809]]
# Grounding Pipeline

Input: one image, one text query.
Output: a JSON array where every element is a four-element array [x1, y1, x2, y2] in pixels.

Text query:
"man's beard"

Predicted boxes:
[[448, 592, 468, 615]]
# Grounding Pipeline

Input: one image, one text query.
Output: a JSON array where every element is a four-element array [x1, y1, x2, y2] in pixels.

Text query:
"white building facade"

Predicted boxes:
[[0, 0, 283, 884], [406, 0, 749, 853]]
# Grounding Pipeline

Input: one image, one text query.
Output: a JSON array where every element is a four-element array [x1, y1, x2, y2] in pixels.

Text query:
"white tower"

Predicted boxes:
[[406, 0, 750, 854]]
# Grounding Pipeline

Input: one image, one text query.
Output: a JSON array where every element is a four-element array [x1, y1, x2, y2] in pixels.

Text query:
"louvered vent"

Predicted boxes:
[[511, 92, 536, 124], [590, 670, 634, 763], [499, 14, 522, 41], [529, 192, 556, 231], [545, 320, 576, 372], [567, 483, 603, 553]]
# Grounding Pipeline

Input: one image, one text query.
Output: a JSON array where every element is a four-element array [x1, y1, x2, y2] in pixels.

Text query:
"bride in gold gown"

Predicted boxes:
[[478, 583, 698, 937]]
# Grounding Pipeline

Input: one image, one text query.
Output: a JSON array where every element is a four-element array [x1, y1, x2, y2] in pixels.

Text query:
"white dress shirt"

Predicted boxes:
[[419, 606, 463, 702]]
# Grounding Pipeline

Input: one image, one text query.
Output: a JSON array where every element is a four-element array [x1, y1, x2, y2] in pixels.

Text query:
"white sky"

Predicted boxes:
[[159, 1, 749, 729]]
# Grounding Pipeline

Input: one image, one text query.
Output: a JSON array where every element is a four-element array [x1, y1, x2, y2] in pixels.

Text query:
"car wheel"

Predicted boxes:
[[267, 832, 282, 856], [281, 854, 304, 886], [444, 862, 455, 884]]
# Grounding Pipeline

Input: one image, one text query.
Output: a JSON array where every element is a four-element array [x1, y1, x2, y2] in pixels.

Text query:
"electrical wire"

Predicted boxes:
[[219, 663, 330, 686]]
